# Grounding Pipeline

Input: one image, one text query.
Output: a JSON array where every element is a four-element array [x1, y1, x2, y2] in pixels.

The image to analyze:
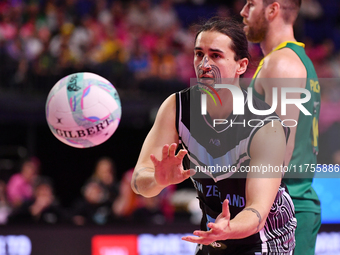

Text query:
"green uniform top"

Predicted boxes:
[[249, 41, 321, 213]]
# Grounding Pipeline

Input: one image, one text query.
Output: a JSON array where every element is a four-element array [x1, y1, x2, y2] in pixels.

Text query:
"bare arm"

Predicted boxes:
[[131, 94, 192, 197], [237, 120, 286, 234], [182, 121, 286, 243], [257, 48, 306, 165]]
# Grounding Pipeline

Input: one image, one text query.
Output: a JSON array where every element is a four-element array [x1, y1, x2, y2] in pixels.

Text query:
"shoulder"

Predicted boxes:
[[153, 92, 181, 133], [249, 120, 286, 156], [260, 48, 306, 79], [159, 93, 177, 116]]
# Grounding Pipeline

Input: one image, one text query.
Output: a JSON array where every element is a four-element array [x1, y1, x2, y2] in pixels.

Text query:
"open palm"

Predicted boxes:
[[150, 143, 194, 186]]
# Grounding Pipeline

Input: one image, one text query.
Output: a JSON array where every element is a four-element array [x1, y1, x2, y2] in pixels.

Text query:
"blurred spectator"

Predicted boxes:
[[88, 24, 126, 65], [7, 157, 40, 208], [113, 168, 175, 224], [8, 177, 70, 224], [149, 36, 176, 80], [150, 0, 178, 33], [128, 40, 151, 80], [72, 180, 112, 225], [44, 1, 60, 33], [6, 36, 24, 62], [127, 0, 152, 31], [32, 42, 55, 77], [68, 19, 91, 64], [49, 23, 75, 60], [0, 8, 17, 41], [300, 0, 323, 20], [113, 5, 134, 52], [89, 157, 119, 204], [71, 157, 120, 225], [175, 45, 195, 86], [96, 0, 112, 27], [112, 169, 137, 218]]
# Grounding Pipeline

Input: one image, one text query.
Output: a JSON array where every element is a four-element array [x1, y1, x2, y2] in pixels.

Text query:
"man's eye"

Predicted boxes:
[[196, 52, 203, 57], [212, 53, 220, 58]]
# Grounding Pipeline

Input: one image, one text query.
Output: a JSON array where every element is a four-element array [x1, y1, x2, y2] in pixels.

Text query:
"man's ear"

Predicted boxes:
[[236, 58, 248, 76], [266, 2, 280, 21]]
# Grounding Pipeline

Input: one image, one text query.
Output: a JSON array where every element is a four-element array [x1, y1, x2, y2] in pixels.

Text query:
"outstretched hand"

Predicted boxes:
[[182, 199, 231, 245], [150, 143, 195, 187]]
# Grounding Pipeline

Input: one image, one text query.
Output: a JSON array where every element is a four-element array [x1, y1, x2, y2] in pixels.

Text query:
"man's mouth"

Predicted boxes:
[[199, 74, 214, 79], [243, 20, 250, 29]]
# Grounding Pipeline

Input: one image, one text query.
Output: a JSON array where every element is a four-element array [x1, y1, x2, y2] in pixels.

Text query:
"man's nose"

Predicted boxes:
[[240, 5, 247, 18], [200, 56, 212, 71]]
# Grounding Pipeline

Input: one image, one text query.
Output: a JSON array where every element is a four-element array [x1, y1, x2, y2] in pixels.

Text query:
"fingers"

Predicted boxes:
[[182, 169, 196, 180], [193, 230, 210, 237], [150, 154, 159, 167], [181, 235, 210, 245], [189, 169, 197, 176], [162, 144, 170, 160], [222, 199, 230, 219], [169, 143, 177, 157], [182, 169, 192, 180], [162, 143, 178, 159], [182, 231, 214, 245], [183, 201, 231, 246], [176, 148, 187, 160]]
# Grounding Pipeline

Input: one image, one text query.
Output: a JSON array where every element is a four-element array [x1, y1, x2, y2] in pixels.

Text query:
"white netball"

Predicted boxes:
[[45, 72, 121, 148]]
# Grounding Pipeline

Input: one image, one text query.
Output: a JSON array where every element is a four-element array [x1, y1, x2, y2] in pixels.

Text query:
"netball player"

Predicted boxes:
[[241, 1, 321, 254], [132, 17, 296, 254]]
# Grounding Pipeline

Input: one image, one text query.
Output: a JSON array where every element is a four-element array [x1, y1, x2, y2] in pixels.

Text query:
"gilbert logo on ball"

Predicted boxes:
[[45, 72, 121, 148]]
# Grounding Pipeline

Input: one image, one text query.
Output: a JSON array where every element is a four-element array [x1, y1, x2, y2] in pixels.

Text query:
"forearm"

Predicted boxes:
[[131, 167, 167, 198], [228, 207, 264, 239]]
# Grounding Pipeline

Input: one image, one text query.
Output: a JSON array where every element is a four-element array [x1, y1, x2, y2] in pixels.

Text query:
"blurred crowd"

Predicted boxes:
[[0, 156, 180, 226], [0, 0, 199, 95], [0, 0, 338, 93], [1, 0, 340, 225]]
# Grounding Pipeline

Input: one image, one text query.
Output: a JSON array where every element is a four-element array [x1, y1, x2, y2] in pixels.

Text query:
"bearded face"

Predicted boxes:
[[242, 6, 269, 43]]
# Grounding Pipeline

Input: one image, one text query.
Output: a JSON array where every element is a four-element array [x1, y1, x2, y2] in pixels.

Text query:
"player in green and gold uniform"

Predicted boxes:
[[241, 1, 321, 254]]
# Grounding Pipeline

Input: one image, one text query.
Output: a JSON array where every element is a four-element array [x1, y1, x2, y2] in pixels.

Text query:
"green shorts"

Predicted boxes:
[[294, 211, 321, 255]]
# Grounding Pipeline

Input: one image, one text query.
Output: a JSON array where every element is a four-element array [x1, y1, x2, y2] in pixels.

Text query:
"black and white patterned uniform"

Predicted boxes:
[[176, 85, 296, 254]]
